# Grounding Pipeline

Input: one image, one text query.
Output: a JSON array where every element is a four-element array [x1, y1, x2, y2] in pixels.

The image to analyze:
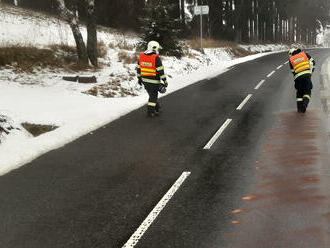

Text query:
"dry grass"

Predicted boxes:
[[188, 38, 239, 50], [0, 44, 103, 72], [69, 62, 94, 72], [108, 42, 116, 49], [83, 86, 99, 96], [97, 40, 107, 58], [0, 46, 58, 72], [0, 115, 17, 138], [107, 35, 135, 50], [187, 38, 256, 58], [118, 51, 138, 65], [83, 79, 138, 98], [0, 45, 78, 72], [182, 43, 196, 59], [116, 36, 134, 50], [117, 42, 134, 50], [186, 52, 196, 59], [230, 47, 255, 57], [49, 44, 76, 54]]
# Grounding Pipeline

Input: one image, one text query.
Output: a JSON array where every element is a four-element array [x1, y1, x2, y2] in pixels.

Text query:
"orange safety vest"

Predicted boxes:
[[289, 51, 310, 74], [139, 53, 158, 77]]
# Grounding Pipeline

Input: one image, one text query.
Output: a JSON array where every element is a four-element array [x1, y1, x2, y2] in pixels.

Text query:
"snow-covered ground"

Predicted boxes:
[[0, 3, 325, 176]]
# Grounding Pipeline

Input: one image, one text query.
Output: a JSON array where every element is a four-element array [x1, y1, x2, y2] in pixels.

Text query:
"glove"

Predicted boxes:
[[159, 84, 167, 94], [138, 78, 143, 86], [163, 80, 168, 88]]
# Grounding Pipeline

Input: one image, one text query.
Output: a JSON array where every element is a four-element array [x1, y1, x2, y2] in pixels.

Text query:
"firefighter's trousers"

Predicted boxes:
[[144, 83, 161, 113], [294, 75, 313, 113]]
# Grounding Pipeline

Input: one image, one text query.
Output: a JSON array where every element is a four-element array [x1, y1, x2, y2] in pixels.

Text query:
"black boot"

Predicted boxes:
[[147, 106, 156, 117], [297, 101, 304, 113], [302, 96, 310, 113], [155, 103, 162, 115]]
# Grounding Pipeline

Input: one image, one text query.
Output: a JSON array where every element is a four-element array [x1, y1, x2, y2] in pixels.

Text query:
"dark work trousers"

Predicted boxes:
[[144, 83, 160, 113], [294, 74, 313, 112]]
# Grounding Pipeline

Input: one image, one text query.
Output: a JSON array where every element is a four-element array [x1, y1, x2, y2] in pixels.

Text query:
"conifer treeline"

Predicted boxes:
[[4, 0, 330, 44], [205, 0, 330, 44]]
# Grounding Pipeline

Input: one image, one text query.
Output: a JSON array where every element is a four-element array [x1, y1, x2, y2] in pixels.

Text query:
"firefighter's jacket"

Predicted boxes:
[[289, 51, 315, 80], [136, 51, 167, 84]]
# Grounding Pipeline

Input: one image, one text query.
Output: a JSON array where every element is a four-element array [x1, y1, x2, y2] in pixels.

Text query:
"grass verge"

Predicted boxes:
[[0, 43, 107, 73], [118, 51, 139, 65], [187, 38, 256, 57]]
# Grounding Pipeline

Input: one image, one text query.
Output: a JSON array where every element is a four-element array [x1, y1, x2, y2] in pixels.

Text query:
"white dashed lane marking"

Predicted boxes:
[[203, 60, 287, 149], [203, 119, 232, 150], [254, 80, 265, 90], [236, 94, 253, 110], [266, 71, 275, 78], [122, 172, 191, 248]]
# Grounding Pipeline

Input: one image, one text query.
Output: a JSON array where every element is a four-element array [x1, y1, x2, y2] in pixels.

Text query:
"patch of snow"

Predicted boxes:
[[240, 44, 289, 53], [0, 3, 138, 48], [0, 113, 31, 147]]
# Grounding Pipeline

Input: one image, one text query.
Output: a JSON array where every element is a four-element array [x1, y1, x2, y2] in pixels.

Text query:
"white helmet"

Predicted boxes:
[[147, 41, 162, 54], [288, 48, 297, 56]]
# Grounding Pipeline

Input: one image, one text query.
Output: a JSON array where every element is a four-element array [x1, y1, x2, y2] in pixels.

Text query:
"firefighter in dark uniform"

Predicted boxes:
[[136, 41, 168, 117], [288, 48, 315, 113]]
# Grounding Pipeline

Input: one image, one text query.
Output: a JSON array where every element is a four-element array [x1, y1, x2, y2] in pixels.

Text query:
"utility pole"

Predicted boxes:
[[200, 10, 203, 52]]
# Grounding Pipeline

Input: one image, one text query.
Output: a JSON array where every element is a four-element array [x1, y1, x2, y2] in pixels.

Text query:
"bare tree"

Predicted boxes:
[[55, 0, 88, 64], [86, 0, 97, 66]]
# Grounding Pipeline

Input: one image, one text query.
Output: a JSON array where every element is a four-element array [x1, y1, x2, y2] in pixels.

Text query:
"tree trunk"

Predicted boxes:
[[255, 2, 259, 42], [55, 0, 88, 64], [180, 0, 185, 25], [241, 0, 250, 42], [234, 0, 243, 43], [86, 0, 98, 67]]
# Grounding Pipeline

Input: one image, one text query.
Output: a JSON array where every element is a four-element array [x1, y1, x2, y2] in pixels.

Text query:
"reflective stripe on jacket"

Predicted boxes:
[[289, 52, 311, 79], [139, 53, 158, 77], [294, 70, 311, 80], [136, 52, 167, 85]]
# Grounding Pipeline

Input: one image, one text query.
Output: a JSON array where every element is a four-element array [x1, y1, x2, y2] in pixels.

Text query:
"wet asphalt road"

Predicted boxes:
[[1, 49, 330, 248]]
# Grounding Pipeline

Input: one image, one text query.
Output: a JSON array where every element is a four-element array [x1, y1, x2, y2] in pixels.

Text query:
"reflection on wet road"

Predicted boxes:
[[227, 111, 330, 248]]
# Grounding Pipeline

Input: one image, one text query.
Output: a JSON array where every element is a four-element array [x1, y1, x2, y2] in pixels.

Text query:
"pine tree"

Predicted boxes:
[[139, 2, 184, 58]]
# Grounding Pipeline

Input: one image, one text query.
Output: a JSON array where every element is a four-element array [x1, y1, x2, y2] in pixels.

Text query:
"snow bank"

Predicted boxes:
[[240, 44, 289, 53]]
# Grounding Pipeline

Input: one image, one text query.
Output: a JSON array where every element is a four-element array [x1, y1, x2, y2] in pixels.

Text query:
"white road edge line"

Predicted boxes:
[[122, 171, 191, 248], [203, 119, 232, 150], [266, 71, 275, 78], [254, 80, 265, 90], [277, 65, 283, 69], [236, 94, 253, 110], [284, 61, 289, 64]]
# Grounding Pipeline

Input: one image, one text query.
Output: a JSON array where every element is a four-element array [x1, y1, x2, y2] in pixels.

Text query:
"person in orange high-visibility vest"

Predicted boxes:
[[136, 41, 168, 117], [288, 48, 315, 113]]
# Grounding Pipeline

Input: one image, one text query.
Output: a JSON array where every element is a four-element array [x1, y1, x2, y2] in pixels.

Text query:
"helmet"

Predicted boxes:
[[288, 48, 302, 56], [159, 84, 167, 94], [147, 41, 162, 54], [288, 48, 297, 56]]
